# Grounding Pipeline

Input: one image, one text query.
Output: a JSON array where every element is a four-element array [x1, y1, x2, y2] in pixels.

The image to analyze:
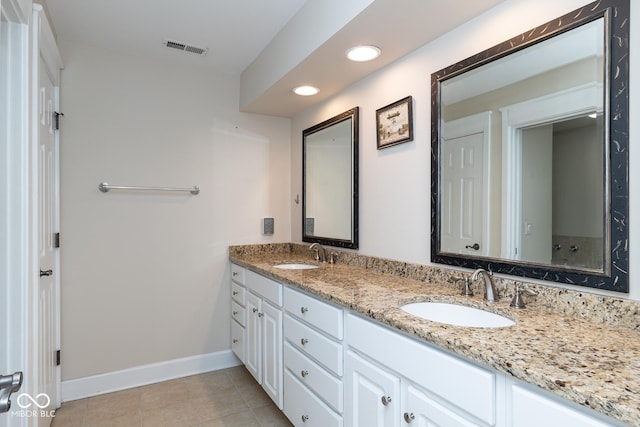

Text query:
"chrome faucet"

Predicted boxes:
[[471, 268, 498, 302], [309, 243, 326, 263]]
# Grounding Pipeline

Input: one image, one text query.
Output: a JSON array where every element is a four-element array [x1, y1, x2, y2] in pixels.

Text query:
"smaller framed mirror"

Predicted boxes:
[[303, 107, 359, 249]]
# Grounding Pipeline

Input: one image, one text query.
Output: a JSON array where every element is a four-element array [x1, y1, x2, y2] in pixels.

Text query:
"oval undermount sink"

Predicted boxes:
[[401, 302, 515, 328], [273, 263, 319, 270]]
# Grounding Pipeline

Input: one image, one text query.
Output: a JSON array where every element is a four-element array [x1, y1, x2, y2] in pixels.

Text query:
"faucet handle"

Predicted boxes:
[[510, 285, 538, 309], [329, 251, 338, 264], [454, 277, 473, 296]]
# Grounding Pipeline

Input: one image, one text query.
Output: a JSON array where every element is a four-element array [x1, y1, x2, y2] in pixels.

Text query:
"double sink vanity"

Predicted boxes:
[[229, 1, 635, 425], [229, 243, 640, 427]]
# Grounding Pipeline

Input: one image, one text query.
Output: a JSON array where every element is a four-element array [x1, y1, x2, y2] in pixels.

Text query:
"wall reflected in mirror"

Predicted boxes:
[[432, 0, 629, 292], [303, 108, 359, 249]]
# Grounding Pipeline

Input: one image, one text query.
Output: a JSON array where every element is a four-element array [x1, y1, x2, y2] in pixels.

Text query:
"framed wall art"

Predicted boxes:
[[376, 96, 413, 149]]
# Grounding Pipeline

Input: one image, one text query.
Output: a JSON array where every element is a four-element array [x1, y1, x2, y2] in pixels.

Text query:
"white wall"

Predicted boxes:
[[291, 0, 639, 301], [59, 41, 291, 380]]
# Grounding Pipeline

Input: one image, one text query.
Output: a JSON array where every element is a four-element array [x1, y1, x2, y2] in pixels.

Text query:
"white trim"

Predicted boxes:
[[441, 111, 492, 256], [61, 350, 242, 402], [1, 0, 30, 24], [499, 83, 604, 259]]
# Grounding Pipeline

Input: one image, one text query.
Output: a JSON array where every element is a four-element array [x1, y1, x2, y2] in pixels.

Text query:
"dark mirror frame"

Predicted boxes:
[[431, 0, 629, 292], [303, 107, 359, 249]]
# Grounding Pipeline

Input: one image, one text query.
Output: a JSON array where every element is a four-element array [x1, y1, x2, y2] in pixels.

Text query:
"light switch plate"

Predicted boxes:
[[263, 218, 274, 235]]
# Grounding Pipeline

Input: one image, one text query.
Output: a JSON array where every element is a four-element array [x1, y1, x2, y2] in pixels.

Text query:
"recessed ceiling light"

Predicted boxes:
[[346, 45, 381, 62], [293, 85, 319, 96]]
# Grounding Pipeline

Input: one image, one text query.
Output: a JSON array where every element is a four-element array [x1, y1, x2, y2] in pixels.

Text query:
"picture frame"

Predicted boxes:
[[376, 96, 413, 149]]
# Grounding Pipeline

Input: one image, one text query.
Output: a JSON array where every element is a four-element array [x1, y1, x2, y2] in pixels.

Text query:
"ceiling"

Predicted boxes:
[[44, 0, 307, 75], [44, 0, 506, 117]]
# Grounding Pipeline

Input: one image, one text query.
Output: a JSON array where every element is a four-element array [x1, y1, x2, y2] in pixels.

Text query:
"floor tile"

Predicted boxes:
[[51, 368, 292, 427]]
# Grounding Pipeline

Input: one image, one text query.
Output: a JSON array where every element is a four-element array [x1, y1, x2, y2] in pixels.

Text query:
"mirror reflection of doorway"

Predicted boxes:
[[520, 116, 604, 269]]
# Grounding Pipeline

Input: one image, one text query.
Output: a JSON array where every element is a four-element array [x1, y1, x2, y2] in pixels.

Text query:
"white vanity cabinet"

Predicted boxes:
[[233, 265, 284, 409], [283, 287, 344, 427], [345, 313, 495, 427], [230, 261, 627, 427]]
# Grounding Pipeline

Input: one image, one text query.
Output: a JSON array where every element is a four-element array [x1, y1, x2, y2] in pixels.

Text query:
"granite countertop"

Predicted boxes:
[[229, 245, 640, 426]]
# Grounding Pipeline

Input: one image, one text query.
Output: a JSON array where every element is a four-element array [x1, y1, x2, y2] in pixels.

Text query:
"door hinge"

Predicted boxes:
[[54, 112, 64, 131], [56, 350, 61, 366], [54, 233, 60, 248]]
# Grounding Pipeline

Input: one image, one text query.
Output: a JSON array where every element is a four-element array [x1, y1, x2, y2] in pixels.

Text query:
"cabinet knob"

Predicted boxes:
[[301, 306, 309, 314], [301, 415, 309, 423], [232, 272, 238, 276], [381, 395, 392, 406], [258, 312, 264, 318], [300, 338, 309, 346], [232, 311, 238, 316], [232, 291, 238, 296], [300, 370, 309, 378], [404, 412, 415, 423], [232, 338, 238, 343], [252, 308, 258, 313]]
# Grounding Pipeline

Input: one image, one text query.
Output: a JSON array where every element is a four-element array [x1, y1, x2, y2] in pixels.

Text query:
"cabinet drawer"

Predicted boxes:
[[231, 282, 246, 306], [284, 370, 343, 427], [285, 314, 343, 376], [346, 314, 495, 425], [231, 319, 245, 363], [231, 263, 245, 285], [246, 270, 282, 306], [231, 300, 245, 326], [284, 287, 344, 340], [510, 383, 615, 427], [285, 342, 343, 413]]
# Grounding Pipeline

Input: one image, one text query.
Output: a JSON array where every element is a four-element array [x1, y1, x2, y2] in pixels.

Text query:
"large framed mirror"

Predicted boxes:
[[431, 0, 629, 292], [303, 107, 359, 249]]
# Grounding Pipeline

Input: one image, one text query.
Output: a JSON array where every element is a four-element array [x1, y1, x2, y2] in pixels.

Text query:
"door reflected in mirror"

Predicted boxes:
[[432, 0, 629, 292], [303, 108, 359, 249]]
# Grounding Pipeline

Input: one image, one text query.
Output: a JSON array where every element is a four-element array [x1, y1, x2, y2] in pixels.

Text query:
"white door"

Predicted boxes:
[[261, 300, 282, 409], [404, 383, 480, 427], [440, 132, 485, 255], [36, 54, 59, 425], [344, 350, 400, 427], [1, 12, 28, 427], [520, 125, 553, 264], [245, 292, 262, 384]]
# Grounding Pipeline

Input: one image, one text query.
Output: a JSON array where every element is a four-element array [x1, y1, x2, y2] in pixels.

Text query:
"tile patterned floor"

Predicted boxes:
[[51, 366, 293, 427]]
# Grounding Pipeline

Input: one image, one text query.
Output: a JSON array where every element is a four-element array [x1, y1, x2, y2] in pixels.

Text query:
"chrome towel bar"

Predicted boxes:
[[98, 182, 200, 195]]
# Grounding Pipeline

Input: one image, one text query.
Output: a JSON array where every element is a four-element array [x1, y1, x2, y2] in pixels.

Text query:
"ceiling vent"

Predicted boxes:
[[162, 39, 208, 56]]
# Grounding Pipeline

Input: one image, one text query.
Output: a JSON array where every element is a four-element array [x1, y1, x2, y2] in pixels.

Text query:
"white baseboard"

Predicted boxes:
[[61, 350, 242, 402]]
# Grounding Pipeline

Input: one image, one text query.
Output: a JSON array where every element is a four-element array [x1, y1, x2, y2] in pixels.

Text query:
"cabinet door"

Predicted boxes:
[[262, 300, 283, 409], [404, 383, 480, 427], [345, 350, 400, 427], [246, 291, 262, 384]]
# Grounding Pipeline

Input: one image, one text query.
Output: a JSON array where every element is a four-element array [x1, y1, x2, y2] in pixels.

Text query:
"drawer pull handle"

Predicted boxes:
[[232, 338, 238, 343], [301, 415, 309, 423], [381, 395, 392, 406], [300, 338, 309, 346], [404, 412, 415, 423], [301, 306, 308, 314], [232, 291, 238, 296], [301, 370, 309, 378], [252, 308, 258, 313]]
